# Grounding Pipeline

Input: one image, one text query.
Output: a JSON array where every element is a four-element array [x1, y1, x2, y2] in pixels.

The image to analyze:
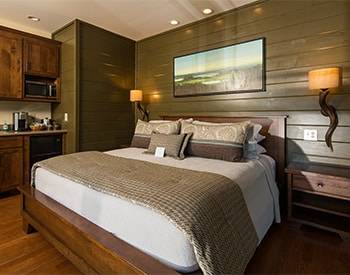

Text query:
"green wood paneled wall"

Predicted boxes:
[[136, 0, 350, 166], [53, 20, 135, 153], [79, 22, 135, 151]]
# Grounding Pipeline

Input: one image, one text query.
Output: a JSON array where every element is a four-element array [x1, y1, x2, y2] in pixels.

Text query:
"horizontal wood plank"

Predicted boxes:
[[79, 21, 134, 151], [136, 0, 350, 166], [287, 126, 350, 143], [288, 139, 350, 160], [146, 94, 350, 113]]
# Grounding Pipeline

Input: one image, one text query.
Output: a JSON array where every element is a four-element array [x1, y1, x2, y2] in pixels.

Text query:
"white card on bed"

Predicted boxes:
[[155, 147, 165, 158]]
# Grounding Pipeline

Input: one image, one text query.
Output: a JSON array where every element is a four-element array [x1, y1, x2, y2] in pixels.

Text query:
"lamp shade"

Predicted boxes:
[[130, 90, 143, 102], [308, 68, 340, 90]]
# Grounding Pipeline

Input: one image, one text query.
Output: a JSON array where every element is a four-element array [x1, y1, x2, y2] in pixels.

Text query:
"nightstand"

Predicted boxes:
[[285, 162, 350, 239]]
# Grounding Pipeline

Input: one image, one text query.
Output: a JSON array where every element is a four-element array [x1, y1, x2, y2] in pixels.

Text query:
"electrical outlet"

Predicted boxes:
[[304, 129, 318, 141]]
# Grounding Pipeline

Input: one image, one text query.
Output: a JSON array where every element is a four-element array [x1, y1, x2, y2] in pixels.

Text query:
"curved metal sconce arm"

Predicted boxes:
[[319, 89, 338, 151], [136, 102, 150, 122]]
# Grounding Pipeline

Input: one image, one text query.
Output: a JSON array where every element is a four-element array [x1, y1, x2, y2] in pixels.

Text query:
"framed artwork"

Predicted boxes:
[[173, 38, 266, 97]]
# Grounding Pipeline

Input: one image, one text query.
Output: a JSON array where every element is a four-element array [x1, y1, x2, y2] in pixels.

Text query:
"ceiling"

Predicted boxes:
[[0, 0, 257, 40]]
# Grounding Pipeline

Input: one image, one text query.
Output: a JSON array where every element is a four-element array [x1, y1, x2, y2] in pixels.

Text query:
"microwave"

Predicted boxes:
[[25, 80, 57, 98]]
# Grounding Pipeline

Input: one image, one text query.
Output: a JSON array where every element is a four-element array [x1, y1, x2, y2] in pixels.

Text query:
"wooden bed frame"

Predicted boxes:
[[19, 115, 286, 275]]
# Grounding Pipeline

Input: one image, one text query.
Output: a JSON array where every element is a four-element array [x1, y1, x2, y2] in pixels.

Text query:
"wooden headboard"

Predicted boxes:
[[162, 115, 287, 187]]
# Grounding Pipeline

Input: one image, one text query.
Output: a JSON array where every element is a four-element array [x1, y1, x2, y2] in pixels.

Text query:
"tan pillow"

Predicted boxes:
[[135, 119, 180, 135], [193, 120, 264, 142], [131, 120, 180, 148], [180, 120, 250, 162], [192, 120, 266, 159], [146, 133, 186, 159], [181, 120, 249, 144], [149, 118, 193, 124]]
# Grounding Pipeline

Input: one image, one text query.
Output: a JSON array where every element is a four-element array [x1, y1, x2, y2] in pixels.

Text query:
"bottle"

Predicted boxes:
[[2, 122, 9, 131]]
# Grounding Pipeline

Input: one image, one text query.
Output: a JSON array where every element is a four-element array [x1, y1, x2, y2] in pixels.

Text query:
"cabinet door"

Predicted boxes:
[[0, 147, 23, 191], [0, 31, 22, 99], [24, 38, 60, 77]]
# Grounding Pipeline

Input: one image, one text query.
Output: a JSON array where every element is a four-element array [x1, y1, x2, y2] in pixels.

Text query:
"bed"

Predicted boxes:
[[19, 115, 286, 275]]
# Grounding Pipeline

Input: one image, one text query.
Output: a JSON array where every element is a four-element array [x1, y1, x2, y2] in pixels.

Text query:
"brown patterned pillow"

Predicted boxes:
[[180, 120, 250, 162], [146, 133, 186, 159], [131, 120, 180, 148]]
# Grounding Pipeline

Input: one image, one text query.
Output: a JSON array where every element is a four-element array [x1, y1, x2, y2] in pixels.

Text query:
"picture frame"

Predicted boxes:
[[173, 37, 266, 97]]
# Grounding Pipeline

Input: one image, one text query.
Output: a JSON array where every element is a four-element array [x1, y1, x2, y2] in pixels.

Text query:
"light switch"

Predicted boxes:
[[304, 129, 317, 141], [64, 113, 68, 122]]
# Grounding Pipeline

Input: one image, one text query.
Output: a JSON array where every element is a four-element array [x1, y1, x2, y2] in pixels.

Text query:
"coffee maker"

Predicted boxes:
[[13, 112, 28, 131]]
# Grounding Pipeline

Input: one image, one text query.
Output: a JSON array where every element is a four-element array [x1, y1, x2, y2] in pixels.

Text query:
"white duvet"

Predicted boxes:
[[35, 148, 280, 273]]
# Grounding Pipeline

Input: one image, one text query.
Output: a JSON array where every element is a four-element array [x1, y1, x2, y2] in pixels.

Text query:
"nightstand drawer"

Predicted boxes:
[[293, 174, 350, 199]]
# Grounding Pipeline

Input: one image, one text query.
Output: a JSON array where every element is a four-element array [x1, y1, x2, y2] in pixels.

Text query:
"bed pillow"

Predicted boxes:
[[193, 120, 265, 142], [131, 120, 180, 148], [245, 123, 265, 143], [180, 120, 250, 162], [150, 118, 193, 124], [192, 121, 267, 159], [244, 123, 267, 159], [244, 141, 266, 160], [145, 133, 186, 159], [192, 120, 239, 125], [178, 133, 193, 159]]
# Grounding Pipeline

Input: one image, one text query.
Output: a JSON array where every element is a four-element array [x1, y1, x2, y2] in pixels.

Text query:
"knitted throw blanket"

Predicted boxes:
[[32, 151, 258, 275]]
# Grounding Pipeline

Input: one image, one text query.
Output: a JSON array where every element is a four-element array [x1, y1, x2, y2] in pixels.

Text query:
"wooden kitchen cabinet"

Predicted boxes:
[[0, 132, 66, 191], [0, 30, 22, 99], [0, 25, 61, 102], [0, 137, 23, 192], [24, 38, 60, 78]]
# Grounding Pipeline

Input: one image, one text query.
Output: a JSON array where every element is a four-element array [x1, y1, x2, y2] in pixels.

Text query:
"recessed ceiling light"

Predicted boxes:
[[202, 8, 213, 15], [170, 20, 179, 25], [27, 16, 40, 22]]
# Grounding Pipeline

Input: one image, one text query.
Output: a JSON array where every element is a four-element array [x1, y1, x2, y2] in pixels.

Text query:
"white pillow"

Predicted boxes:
[[245, 124, 267, 159], [257, 144, 267, 154], [149, 120, 172, 123], [193, 120, 236, 126], [150, 118, 193, 123], [244, 141, 266, 160], [246, 123, 265, 143]]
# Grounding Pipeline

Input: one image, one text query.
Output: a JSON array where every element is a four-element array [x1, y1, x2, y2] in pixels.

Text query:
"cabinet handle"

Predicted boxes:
[[317, 183, 324, 188]]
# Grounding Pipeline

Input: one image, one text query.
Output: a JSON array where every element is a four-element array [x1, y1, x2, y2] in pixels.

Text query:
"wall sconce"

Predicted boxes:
[[308, 67, 341, 151], [130, 89, 149, 121]]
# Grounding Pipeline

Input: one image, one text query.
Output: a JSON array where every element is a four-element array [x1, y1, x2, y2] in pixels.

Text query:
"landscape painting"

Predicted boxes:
[[173, 38, 265, 97]]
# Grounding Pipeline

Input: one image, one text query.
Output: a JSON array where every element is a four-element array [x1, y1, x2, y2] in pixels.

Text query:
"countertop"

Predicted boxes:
[[0, 129, 67, 137]]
